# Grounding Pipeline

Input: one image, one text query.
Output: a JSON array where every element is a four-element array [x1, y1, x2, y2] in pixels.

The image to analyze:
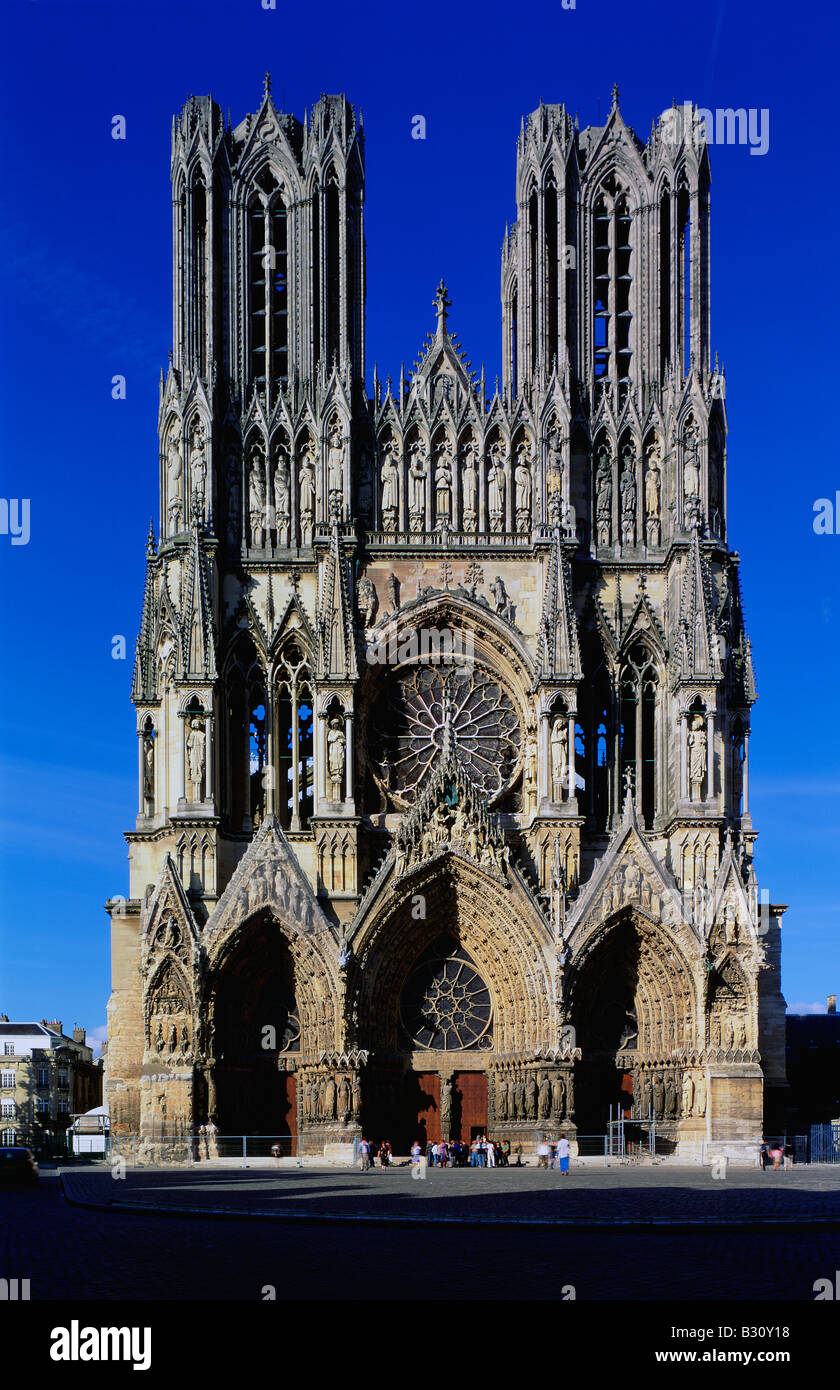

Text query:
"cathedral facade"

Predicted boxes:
[[105, 81, 786, 1159]]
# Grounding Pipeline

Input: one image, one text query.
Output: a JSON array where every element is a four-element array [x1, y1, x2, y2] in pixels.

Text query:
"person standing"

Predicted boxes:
[[537, 1140, 550, 1170], [410, 1140, 422, 1167], [557, 1135, 571, 1175], [359, 1138, 371, 1173], [486, 1136, 496, 1168]]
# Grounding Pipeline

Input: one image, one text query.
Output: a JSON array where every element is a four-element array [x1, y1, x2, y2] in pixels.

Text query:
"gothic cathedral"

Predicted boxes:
[[105, 81, 787, 1159]]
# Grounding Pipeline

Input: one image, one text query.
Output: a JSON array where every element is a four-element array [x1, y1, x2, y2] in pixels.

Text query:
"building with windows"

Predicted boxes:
[[0, 1019, 101, 1148], [105, 82, 786, 1158]]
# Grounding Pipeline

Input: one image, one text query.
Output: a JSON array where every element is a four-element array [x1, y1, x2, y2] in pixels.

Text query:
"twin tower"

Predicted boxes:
[[105, 81, 785, 1158]]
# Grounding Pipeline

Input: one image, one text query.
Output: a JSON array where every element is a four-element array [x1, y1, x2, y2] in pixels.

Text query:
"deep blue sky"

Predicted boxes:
[[0, 0, 837, 1049]]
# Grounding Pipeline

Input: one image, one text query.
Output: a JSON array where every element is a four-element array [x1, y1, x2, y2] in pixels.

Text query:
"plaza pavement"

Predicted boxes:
[[59, 1160, 840, 1229]]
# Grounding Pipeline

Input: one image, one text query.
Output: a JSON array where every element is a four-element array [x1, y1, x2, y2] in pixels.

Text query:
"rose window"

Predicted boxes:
[[401, 948, 492, 1050], [369, 665, 520, 806]]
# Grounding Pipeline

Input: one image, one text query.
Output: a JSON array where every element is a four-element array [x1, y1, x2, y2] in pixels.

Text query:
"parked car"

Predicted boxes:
[[0, 1147, 39, 1185]]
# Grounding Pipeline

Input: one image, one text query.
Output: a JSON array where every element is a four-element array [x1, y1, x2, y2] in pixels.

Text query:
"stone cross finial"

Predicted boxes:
[[611, 83, 620, 109], [264, 71, 272, 100], [433, 280, 451, 332]]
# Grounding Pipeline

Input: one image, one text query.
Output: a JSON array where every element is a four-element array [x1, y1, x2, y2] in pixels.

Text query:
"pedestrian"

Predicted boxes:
[[502, 1139, 511, 1167], [359, 1137, 371, 1172], [770, 1143, 783, 1171], [271, 1142, 281, 1167], [410, 1140, 422, 1167], [557, 1135, 570, 1175], [759, 1142, 769, 1170], [537, 1139, 550, 1169], [514, 1142, 523, 1167], [486, 1136, 496, 1168]]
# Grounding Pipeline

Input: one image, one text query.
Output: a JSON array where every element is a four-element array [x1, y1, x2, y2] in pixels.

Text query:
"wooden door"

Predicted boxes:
[[455, 1072, 488, 1140]]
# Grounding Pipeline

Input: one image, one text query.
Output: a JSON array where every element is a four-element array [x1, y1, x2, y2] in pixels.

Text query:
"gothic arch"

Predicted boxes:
[[349, 855, 553, 1054]]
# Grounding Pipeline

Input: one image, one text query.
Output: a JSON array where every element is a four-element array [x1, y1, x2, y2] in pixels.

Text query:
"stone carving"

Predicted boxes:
[[167, 432, 184, 535], [514, 442, 532, 531], [620, 451, 636, 545], [538, 1072, 551, 1119], [380, 441, 399, 531], [461, 438, 478, 531], [682, 1072, 694, 1117], [186, 717, 205, 798], [189, 422, 207, 513], [523, 733, 537, 814], [546, 426, 564, 520], [327, 717, 346, 801], [357, 575, 378, 627], [688, 715, 707, 800], [595, 447, 612, 545], [248, 448, 266, 548], [550, 716, 568, 802], [434, 440, 453, 527], [440, 1076, 452, 1124], [337, 1074, 350, 1121], [497, 1077, 509, 1120], [652, 1072, 665, 1119], [488, 441, 507, 532], [695, 1073, 707, 1117], [665, 1073, 677, 1119], [552, 1074, 566, 1119], [408, 442, 427, 530], [724, 901, 738, 946], [273, 448, 290, 545], [525, 1073, 537, 1119], [490, 575, 514, 624], [142, 729, 155, 811], [645, 442, 662, 546], [683, 422, 701, 525], [299, 442, 316, 544], [327, 420, 345, 505]]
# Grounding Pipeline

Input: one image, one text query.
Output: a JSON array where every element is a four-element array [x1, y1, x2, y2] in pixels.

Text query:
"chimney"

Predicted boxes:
[[828, 995, 837, 1016], [72, 1025, 86, 1045], [45, 1019, 62, 1034]]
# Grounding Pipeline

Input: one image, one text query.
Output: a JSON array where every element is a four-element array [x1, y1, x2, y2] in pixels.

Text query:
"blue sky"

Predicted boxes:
[[0, 0, 837, 1048]]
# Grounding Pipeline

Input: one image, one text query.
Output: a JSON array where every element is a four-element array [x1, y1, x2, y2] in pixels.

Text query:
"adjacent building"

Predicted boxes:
[[0, 1018, 101, 1148]]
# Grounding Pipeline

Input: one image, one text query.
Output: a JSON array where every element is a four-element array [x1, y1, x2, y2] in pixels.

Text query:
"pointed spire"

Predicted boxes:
[[316, 521, 358, 680], [537, 530, 582, 681], [679, 525, 719, 681], [263, 71, 272, 101], [433, 279, 451, 335], [133, 531, 157, 703], [611, 83, 620, 111]]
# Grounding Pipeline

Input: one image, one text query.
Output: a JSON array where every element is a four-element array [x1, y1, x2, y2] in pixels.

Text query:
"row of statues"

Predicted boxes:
[[495, 1070, 572, 1122], [301, 1071, 361, 1123], [152, 1018, 191, 1057], [393, 799, 509, 879], [165, 418, 709, 547], [633, 1069, 707, 1120]]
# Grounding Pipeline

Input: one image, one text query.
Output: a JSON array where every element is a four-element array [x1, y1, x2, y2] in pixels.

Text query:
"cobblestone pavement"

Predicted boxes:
[[2, 1170, 839, 1300], [60, 1161, 840, 1228]]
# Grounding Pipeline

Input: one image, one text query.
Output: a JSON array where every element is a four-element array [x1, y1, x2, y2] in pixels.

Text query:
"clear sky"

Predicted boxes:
[[0, 0, 837, 1051]]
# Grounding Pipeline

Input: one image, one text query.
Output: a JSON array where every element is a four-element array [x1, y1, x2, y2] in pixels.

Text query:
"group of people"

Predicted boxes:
[[357, 1139, 392, 1170], [760, 1142, 793, 1170], [536, 1137, 571, 1173], [416, 1136, 511, 1167]]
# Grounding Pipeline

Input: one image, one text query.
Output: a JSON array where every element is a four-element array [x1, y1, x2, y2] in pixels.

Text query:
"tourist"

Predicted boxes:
[[759, 1142, 769, 1170], [486, 1135, 496, 1167], [438, 1140, 449, 1168], [537, 1139, 550, 1169], [770, 1142, 783, 1170], [359, 1137, 371, 1172], [502, 1139, 512, 1166], [410, 1140, 422, 1166], [514, 1142, 523, 1167], [557, 1135, 570, 1175]]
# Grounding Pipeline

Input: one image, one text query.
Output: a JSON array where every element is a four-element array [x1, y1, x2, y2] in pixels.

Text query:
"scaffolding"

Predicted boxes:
[[607, 1104, 658, 1160]]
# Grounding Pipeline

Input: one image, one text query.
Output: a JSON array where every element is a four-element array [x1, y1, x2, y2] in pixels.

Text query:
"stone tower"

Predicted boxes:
[[105, 83, 786, 1160]]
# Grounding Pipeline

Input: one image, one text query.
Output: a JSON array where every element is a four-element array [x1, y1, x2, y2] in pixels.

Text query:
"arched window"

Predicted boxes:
[[659, 185, 671, 374], [545, 177, 559, 373], [619, 643, 659, 828], [192, 181, 207, 376], [224, 640, 266, 832], [248, 173, 289, 391], [677, 178, 691, 375], [325, 177, 341, 366], [528, 187, 539, 374], [592, 178, 634, 400], [274, 643, 314, 830]]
